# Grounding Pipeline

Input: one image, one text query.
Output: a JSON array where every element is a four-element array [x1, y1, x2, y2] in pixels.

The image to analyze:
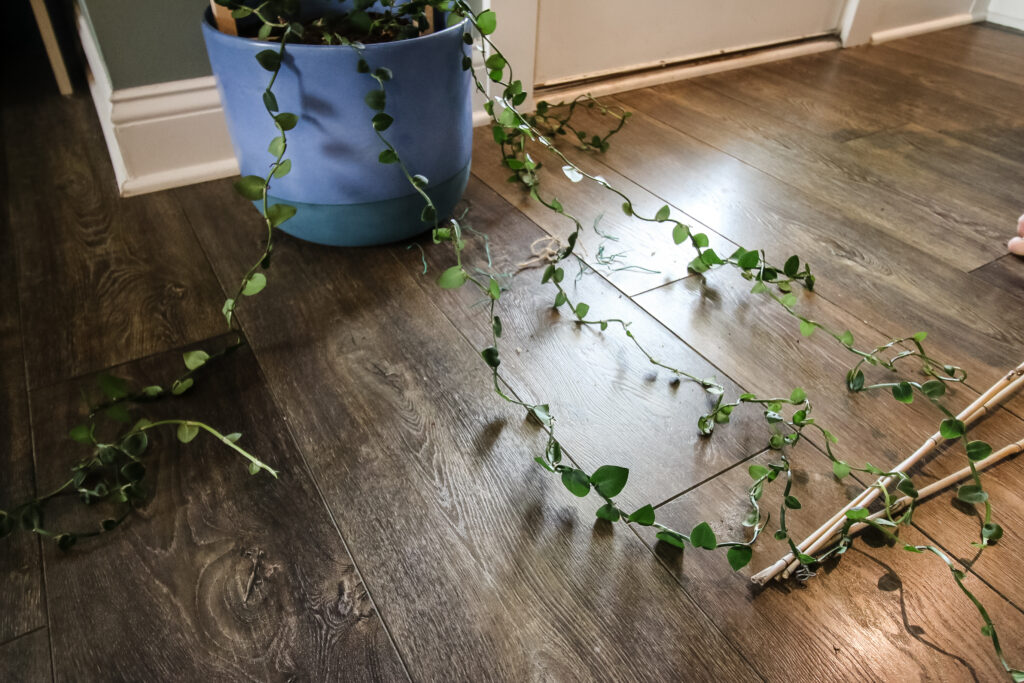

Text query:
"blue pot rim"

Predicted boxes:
[[201, 8, 469, 54]]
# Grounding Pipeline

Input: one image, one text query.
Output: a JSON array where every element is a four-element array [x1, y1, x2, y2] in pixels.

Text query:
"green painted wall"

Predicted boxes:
[[79, 0, 212, 89]]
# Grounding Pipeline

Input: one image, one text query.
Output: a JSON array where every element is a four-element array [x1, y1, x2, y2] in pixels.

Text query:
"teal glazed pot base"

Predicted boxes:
[[261, 161, 471, 247]]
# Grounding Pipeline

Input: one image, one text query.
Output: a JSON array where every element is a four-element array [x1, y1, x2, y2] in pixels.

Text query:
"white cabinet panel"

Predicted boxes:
[[534, 0, 845, 86]]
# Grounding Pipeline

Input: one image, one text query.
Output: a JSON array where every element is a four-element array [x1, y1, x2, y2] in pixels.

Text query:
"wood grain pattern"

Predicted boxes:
[[544, 101, 1024, 392], [782, 46, 1024, 163], [634, 439, 1024, 681], [405, 177, 768, 508], [5, 19, 1024, 682], [180, 180, 760, 681], [0, 629, 51, 683], [31, 341, 407, 681], [2, 37, 226, 388], [0, 94, 44, 644], [842, 123, 1024, 220], [614, 81, 1013, 270]]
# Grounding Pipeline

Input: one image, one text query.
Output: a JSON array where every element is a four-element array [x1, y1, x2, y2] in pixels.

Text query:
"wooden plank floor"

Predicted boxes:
[[3, 14, 1024, 681]]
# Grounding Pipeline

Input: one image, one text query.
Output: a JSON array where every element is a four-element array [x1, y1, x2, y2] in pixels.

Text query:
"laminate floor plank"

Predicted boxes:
[[0, 629, 52, 683], [0, 88, 45, 645], [959, 23, 1024, 55], [975, 22, 1024, 53], [2, 29, 227, 388], [539, 101, 1024, 392], [180, 180, 760, 682], [634, 440, 1024, 681], [406, 177, 768, 508], [31, 340, 406, 682], [6, 18, 1024, 683], [886, 25, 1024, 85], [615, 81, 1013, 270]]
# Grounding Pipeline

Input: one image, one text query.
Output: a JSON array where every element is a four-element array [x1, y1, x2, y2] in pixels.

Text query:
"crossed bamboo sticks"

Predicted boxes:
[[752, 360, 1024, 585]]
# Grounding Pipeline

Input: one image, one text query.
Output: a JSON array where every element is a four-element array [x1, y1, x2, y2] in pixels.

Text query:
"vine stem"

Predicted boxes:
[[131, 420, 279, 478], [751, 360, 1024, 584]]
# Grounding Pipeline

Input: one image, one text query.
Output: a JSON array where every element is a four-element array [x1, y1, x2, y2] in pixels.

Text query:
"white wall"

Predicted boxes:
[[988, 0, 1024, 30]]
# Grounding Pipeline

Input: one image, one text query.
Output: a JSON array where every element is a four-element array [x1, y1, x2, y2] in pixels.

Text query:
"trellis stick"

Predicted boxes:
[[751, 361, 1024, 585], [779, 367, 1024, 579], [777, 366, 1024, 580], [819, 437, 1024, 549]]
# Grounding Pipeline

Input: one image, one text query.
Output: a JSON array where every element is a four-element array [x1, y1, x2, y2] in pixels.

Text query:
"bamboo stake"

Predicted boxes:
[[776, 368, 1024, 580], [823, 437, 1024, 548], [751, 361, 1024, 585], [210, 0, 238, 36]]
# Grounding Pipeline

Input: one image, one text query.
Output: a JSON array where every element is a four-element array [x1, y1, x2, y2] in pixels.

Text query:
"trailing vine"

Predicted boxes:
[[1, 1, 1019, 677], [441, 2, 1020, 675]]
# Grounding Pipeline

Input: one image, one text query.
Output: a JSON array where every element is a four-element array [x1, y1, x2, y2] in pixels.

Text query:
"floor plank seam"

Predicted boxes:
[[628, 271, 703, 299], [4, 106, 56, 681], [884, 42, 1024, 88], [20, 330, 253, 396], [624, 522, 769, 682], [172, 192, 416, 682], [652, 447, 771, 510], [799, 424, 1024, 616], [838, 49, 1024, 122], [390, 245, 775, 679], [245, 365, 415, 682], [466, 171, 761, 413], [684, 78, 846, 146], [394, 230, 772, 504], [910, 522, 1024, 616], [968, 257, 1009, 274], [0, 625, 47, 651], [567, 132, 1017, 411]]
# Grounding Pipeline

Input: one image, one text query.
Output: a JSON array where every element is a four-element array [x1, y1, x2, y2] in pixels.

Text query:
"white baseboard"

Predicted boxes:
[[988, 11, 1024, 31], [534, 37, 840, 104], [870, 13, 979, 44], [77, 7, 238, 197]]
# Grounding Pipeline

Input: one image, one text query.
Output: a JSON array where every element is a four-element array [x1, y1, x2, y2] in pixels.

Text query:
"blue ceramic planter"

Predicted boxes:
[[202, 9, 472, 246]]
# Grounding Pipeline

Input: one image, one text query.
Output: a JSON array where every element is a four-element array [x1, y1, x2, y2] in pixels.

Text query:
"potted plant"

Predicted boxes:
[[201, 0, 473, 246]]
